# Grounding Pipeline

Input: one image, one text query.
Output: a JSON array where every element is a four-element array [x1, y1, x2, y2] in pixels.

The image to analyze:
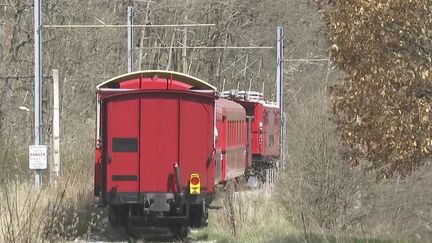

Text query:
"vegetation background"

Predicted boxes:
[[1, 0, 432, 242]]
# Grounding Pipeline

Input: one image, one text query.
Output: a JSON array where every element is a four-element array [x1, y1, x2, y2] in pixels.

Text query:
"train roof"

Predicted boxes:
[[97, 70, 217, 91], [216, 98, 246, 120], [220, 90, 279, 109]]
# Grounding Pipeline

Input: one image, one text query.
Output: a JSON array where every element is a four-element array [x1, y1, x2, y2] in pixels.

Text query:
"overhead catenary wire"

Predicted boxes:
[[0, 76, 52, 80], [134, 46, 274, 50], [133, 0, 157, 3], [284, 58, 330, 62], [42, 24, 215, 28]]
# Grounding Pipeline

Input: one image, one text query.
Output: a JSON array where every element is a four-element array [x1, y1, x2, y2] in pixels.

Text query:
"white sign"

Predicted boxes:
[[29, 145, 47, 170]]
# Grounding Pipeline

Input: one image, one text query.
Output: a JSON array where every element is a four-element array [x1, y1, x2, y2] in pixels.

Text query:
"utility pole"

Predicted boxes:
[[34, 0, 43, 188], [52, 69, 60, 187], [182, 0, 189, 73], [138, 1, 152, 70], [276, 26, 285, 171], [127, 5, 134, 72]]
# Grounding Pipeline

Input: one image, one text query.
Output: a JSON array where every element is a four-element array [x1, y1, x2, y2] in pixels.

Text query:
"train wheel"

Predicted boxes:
[[189, 210, 200, 228], [108, 205, 129, 227], [200, 201, 209, 227], [171, 225, 188, 240], [247, 176, 259, 189], [189, 202, 208, 228]]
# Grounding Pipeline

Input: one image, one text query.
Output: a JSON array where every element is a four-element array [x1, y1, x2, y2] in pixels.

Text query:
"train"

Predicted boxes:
[[93, 70, 281, 237]]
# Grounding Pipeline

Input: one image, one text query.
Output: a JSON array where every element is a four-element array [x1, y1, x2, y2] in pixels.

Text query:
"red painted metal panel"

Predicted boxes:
[[217, 115, 227, 181], [94, 148, 102, 195], [140, 97, 180, 193], [139, 93, 215, 193], [215, 99, 247, 182], [261, 106, 281, 157], [254, 104, 264, 155], [97, 70, 216, 91], [106, 98, 140, 193], [179, 98, 214, 192], [215, 113, 223, 183], [237, 100, 281, 158], [119, 78, 192, 90]]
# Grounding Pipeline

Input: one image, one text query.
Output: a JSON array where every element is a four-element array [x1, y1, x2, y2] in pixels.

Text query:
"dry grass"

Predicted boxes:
[[0, 176, 97, 242], [276, 62, 432, 243], [361, 164, 432, 242], [279, 87, 368, 230], [207, 187, 293, 242]]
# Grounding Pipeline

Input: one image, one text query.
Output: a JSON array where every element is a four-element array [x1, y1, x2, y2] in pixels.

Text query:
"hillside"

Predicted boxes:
[[1, 0, 432, 242]]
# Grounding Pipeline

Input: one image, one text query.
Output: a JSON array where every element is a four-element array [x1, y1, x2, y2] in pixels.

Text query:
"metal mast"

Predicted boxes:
[[276, 26, 285, 171], [34, 0, 43, 187], [127, 5, 134, 72]]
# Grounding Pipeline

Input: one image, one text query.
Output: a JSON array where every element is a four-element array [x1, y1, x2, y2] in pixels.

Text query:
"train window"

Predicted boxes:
[[112, 175, 138, 181], [241, 121, 243, 144], [225, 121, 230, 147], [228, 121, 231, 147], [242, 122, 244, 143], [235, 120, 238, 146], [232, 120, 235, 147], [240, 121, 242, 145], [233, 120, 235, 146], [244, 122, 246, 142], [269, 135, 274, 147], [264, 111, 269, 124], [230, 121, 232, 147], [237, 121, 240, 146], [230, 121, 234, 146], [241, 121, 244, 143], [231, 121, 233, 147], [214, 126, 219, 144], [236, 121, 238, 146], [227, 121, 229, 147], [238, 121, 240, 146], [112, 138, 138, 152], [238, 121, 240, 145], [227, 121, 230, 147], [233, 121, 235, 146]]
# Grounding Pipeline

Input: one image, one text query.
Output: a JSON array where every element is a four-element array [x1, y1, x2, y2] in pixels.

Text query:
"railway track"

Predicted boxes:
[[76, 215, 216, 243]]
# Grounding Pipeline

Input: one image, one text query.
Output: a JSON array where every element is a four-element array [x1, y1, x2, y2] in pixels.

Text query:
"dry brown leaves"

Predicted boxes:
[[324, 0, 432, 178]]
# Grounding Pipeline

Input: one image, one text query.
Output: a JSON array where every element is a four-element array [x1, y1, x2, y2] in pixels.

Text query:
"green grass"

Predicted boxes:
[[190, 228, 404, 243], [197, 190, 296, 242], [268, 233, 404, 243]]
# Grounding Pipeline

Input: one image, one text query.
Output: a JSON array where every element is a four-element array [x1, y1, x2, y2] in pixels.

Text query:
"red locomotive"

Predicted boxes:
[[94, 70, 280, 237], [235, 91, 281, 184]]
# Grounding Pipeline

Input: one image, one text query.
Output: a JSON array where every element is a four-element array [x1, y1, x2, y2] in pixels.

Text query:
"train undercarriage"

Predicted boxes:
[[247, 156, 280, 188], [107, 193, 210, 238]]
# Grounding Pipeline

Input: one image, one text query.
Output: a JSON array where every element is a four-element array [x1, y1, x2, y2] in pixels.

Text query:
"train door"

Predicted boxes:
[[105, 97, 140, 202], [221, 115, 227, 181], [178, 98, 214, 191], [139, 94, 214, 193], [215, 114, 223, 184], [139, 97, 180, 193]]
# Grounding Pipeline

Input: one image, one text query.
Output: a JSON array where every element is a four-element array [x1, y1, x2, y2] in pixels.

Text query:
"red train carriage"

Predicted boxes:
[[222, 91, 281, 183], [94, 70, 248, 237], [214, 99, 247, 184], [239, 97, 280, 159]]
